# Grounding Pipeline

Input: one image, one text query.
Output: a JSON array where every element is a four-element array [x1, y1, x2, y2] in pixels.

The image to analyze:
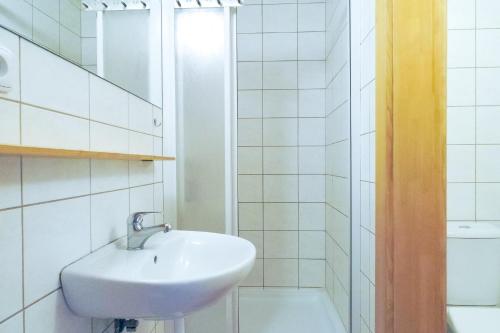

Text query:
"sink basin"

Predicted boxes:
[[61, 231, 255, 320]]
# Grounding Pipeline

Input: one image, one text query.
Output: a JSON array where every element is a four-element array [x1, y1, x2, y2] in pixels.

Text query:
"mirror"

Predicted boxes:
[[0, 0, 162, 106]]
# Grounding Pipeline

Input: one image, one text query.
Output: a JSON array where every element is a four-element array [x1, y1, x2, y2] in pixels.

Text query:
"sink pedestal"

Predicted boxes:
[[174, 318, 185, 333]]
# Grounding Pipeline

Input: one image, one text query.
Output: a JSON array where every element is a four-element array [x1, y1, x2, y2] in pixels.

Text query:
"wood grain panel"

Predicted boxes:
[[375, 0, 447, 331], [0, 144, 175, 161]]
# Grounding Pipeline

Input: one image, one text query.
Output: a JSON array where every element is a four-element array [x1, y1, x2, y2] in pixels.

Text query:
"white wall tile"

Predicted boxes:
[[0, 313, 23, 333], [81, 37, 96, 66], [477, 68, 500, 105], [129, 132, 154, 155], [476, 184, 500, 222], [263, 175, 298, 202], [264, 231, 298, 258], [0, 209, 22, 322], [0, 99, 20, 145], [264, 259, 298, 286], [299, 146, 325, 174], [238, 175, 263, 202], [298, 61, 325, 89], [263, 4, 297, 33], [477, 107, 500, 144], [60, 26, 81, 64], [298, 3, 325, 32], [298, 32, 325, 60], [447, 183, 475, 220], [299, 118, 325, 145], [90, 159, 129, 193], [238, 62, 263, 90], [263, 147, 297, 174], [153, 106, 163, 137], [299, 231, 325, 258], [32, 9, 59, 53], [89, 75, 128, 128], [238, 147, 263, 174], [238, 91, 263, 118], [0, 2, 33, 40], [447, 68, 475, 106], [299, 259, 325, 287], [476, 0, 500, 29], [90, 122, 128, 154], [299, 203, 324, 230], [263, 61, 297, 89], [448, 0, 475, 29], [299, 175, 325, 202], [22, 157, 90, 205], [476, 29, 500, 67], [240, 259, 263, 287], [22, 105, 89, 150], [448, 29, 475, 68], [237, 5, 262, 33], [447, 145, 475, 182], [263, 90, 298, 117], [0, 28, 20, 101], [91, 190, 129, 250], [239, 203, 263, 230], [263, 118, 297, 146], [0, 156, 21, 210], [477, 146, 500, 182], [130, 185, 155, 227], [238, 119, 263, 146], [299, 89, 325, 117], [264, 203, 298, 230], [237, 34, 263, 61], [447, 107, 475, 144], [24, 197, 91, 304], [263, 33, 297, 61], [25, 290, 91, 333], [20, 40, 89, 118], [129, 95, 153, 135]]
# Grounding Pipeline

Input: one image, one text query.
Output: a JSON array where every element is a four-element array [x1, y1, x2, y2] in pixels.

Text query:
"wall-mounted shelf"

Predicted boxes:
[[0, 145, 175, 161]]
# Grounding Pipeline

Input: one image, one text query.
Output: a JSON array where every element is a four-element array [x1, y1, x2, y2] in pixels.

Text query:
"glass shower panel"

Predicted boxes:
[[175, 8, 226, 235]]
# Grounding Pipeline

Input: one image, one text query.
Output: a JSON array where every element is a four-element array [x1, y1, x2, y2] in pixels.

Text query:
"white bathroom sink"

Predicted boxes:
[[61, 231, 255, 320]]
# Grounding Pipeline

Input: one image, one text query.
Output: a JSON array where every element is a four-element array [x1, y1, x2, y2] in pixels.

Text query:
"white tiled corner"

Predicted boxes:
[[23, 197, 91, 304], [0, 209, 22, 322], [25, 290, 91, 333], [299, 118, 325, 145], [299, 146, 325, 174], [298, 32, 326, 61], [0, 156, 21, 210], [22, 157, 90, 205], [89, 75, 128, 128], [263, 203, 298, 230], [0, 99, 20, 145], [299, 61, 325, 89], [20, 40, 89, 118], [299, 89, 325, 117], [299, 175, 325, 202], [22, 105, 90, 150], [91, 189, 129, 250]]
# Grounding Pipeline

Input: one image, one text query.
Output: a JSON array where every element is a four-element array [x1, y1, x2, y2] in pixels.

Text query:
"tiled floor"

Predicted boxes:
[[239, 288, 345, 333]]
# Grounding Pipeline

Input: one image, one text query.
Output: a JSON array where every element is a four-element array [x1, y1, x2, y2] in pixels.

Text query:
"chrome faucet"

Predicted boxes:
[[127, 212, 172, 250]]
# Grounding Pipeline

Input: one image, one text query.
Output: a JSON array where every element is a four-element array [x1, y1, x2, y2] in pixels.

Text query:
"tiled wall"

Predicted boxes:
[[447, 0, 500, 227], [324, 0, 351, 329], [0, 0, 83, 65], [236, 0, 327, 288], [357, 0, 376, 331], [0, 27, 166, 333]]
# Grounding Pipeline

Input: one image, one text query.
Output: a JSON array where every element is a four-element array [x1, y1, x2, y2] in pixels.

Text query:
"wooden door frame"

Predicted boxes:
[[375, 0, 447, 332]]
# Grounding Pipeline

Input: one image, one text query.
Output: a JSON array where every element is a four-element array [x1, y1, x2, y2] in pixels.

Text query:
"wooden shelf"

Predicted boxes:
[[0, 145, 175, 161]]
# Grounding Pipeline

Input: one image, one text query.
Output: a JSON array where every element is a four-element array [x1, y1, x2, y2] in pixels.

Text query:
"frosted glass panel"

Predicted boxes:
[[175, 8, 226, 234]]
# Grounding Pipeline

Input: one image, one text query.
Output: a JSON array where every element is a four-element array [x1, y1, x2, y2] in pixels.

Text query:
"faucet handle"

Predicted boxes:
[[130, 211, 161, 231]]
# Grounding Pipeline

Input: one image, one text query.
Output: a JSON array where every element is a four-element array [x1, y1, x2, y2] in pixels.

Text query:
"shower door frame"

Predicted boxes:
[[375, 0, 447, 332]]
